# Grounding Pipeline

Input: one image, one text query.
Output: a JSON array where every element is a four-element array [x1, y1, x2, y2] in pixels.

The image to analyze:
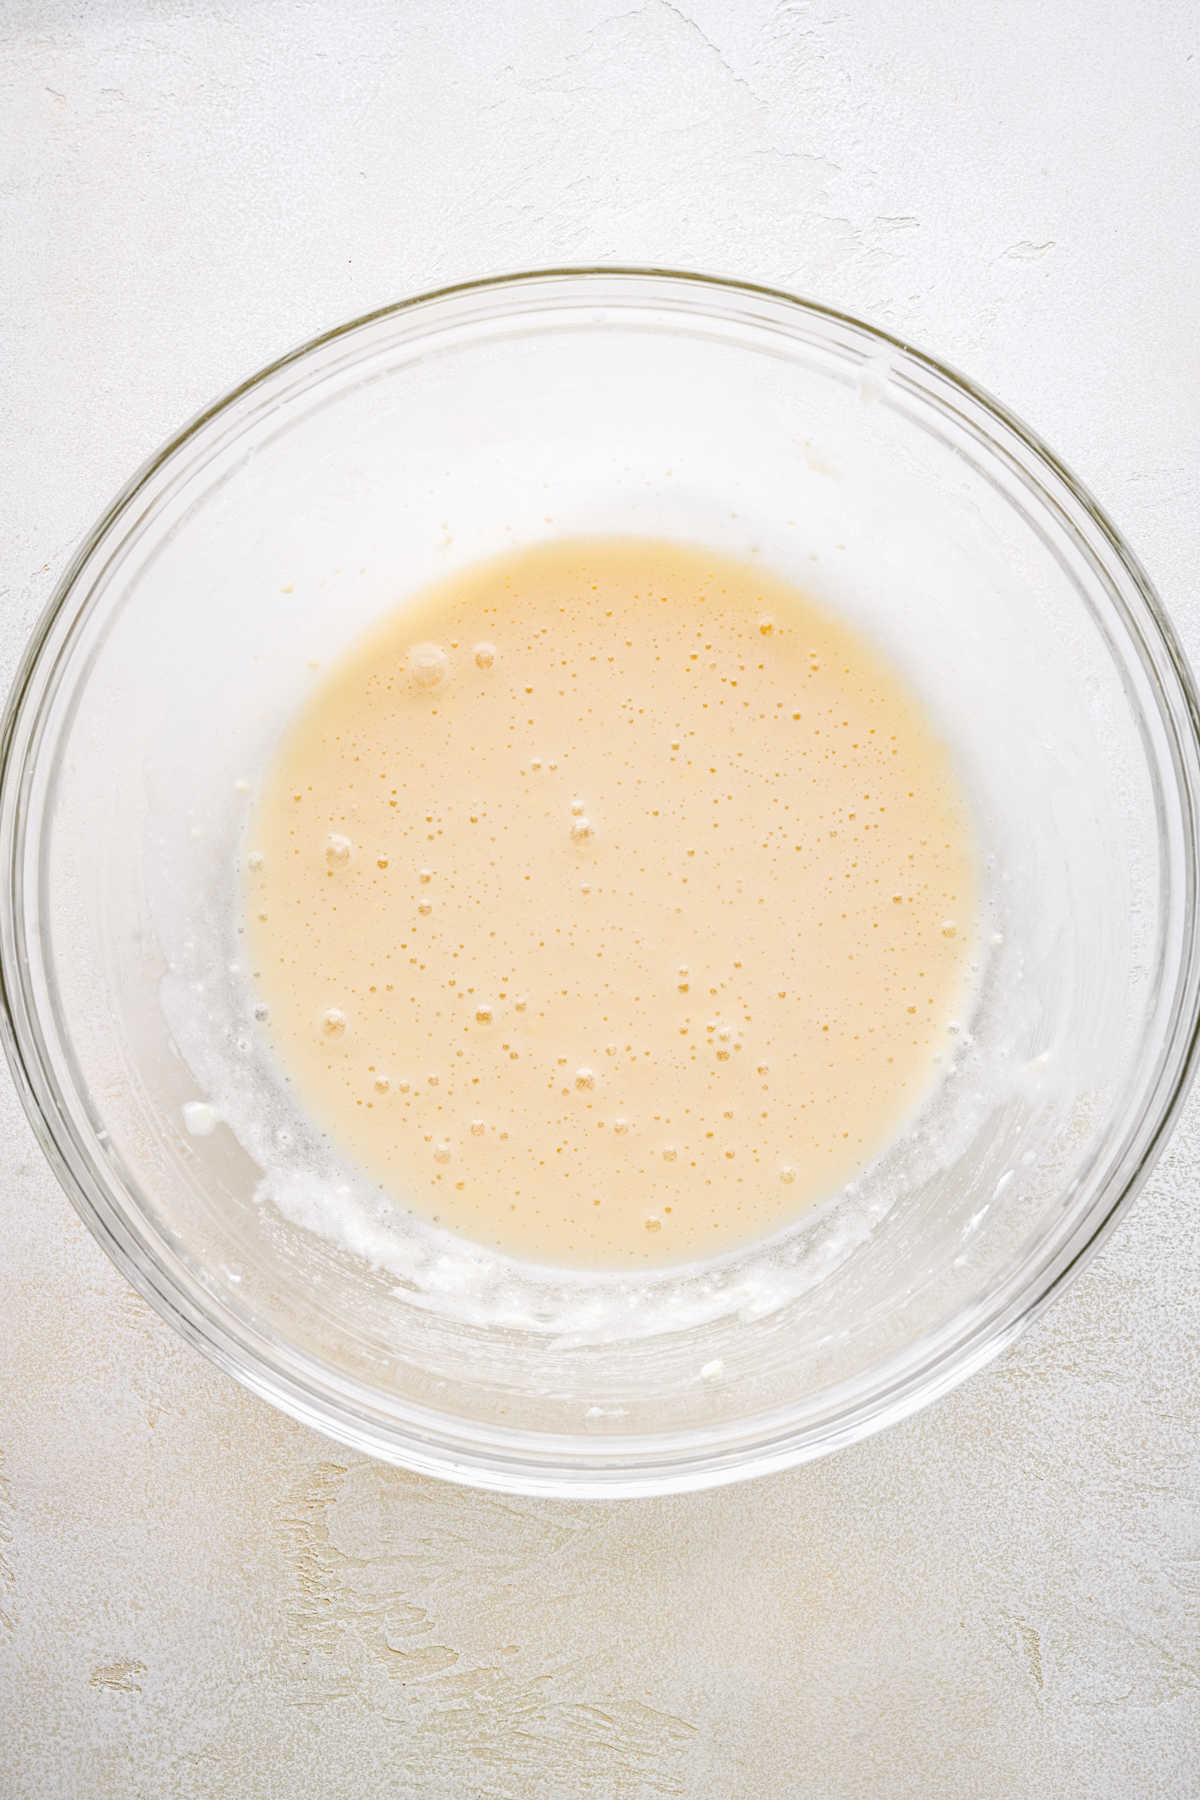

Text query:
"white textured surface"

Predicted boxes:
[[2, 4, 1198, 1794]]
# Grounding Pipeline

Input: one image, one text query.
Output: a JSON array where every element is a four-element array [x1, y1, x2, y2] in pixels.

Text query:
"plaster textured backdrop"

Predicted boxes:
[[1, 3, 1198, 1795]]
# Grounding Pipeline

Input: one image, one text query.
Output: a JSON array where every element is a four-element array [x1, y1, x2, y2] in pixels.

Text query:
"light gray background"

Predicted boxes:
[[1, 4, 1198, 1795]]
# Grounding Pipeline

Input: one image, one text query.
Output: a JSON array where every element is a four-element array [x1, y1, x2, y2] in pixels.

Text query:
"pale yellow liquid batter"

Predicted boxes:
[[247, 538, 974, 1268]]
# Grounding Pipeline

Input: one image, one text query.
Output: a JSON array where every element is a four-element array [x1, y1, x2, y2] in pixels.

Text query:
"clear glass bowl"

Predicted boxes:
[[3, 270, 1198, 1496]]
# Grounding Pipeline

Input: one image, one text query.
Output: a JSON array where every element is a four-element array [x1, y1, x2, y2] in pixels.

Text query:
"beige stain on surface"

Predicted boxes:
[[272, 1458, 700, 1796], [0, 1453, 16, 1642], [89, 1657, 148, 1694]]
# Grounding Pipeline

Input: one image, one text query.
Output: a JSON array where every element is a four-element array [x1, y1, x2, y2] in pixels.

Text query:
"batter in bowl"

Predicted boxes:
[[247, 538, 975, 1267]]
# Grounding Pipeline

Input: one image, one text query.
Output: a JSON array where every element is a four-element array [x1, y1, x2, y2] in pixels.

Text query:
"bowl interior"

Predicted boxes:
[[6, 273, 1197, 1492]]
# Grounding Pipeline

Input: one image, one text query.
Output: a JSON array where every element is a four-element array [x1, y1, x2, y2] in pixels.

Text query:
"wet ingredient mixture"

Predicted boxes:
[[247, 537, 975, 1268]]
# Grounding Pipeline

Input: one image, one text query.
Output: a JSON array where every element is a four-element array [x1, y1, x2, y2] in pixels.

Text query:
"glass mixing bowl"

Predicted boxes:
[[3, 270, 1198, 1496]]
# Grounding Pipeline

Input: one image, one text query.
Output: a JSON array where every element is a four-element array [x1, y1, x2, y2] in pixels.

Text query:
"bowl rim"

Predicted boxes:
[[4, 265, 1200, 1497]]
